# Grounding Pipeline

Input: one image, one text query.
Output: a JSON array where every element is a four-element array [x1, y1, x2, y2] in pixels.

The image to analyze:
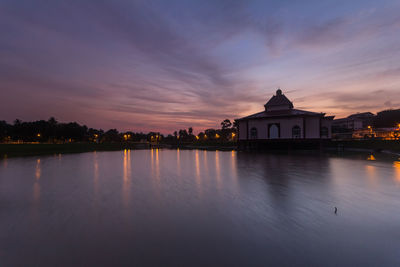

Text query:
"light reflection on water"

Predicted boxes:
[[122, 149, 131, 206], [394, 160, 400, 183], [33, 158, 41, 201], [3, 154, 7, 168], [0, 150, 400, 266], [195, 149, 202, 195]]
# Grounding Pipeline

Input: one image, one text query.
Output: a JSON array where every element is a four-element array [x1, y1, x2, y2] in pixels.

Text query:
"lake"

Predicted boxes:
[[1, 149, 400, 266]]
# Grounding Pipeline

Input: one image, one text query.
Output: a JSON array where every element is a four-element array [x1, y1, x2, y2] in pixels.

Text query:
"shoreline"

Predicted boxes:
[[0, 143, 149, 158], [1, 141, 400, 158]]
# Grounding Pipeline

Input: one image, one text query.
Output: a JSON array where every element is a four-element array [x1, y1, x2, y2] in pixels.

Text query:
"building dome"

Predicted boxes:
[[264, 89, 293, 111]]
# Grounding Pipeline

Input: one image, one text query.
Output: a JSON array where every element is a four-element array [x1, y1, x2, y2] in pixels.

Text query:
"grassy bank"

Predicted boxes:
[[0, 143, 149, 158], [163, 141, 237, 151]]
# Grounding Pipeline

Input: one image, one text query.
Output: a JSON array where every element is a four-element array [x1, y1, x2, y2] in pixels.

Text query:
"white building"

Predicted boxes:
[[332, 112, 374, 131], [236, 89, 334, 142]]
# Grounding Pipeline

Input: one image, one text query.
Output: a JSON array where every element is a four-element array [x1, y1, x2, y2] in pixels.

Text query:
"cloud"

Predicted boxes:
[[0, 0, 399, 133]]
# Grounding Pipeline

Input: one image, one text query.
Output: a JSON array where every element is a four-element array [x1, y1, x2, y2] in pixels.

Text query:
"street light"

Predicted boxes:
[[367, 125, 372, 134]]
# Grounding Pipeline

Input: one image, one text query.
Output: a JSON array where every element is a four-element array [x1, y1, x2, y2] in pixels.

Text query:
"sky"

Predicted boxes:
[[1, 0, 400, 134]]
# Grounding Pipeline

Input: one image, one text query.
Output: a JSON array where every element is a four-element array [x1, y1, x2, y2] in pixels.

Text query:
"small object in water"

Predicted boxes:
[[334, 207, 338, 214]]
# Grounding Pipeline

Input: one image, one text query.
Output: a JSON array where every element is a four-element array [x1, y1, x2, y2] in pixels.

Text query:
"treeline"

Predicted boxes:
[[373, 109, 400, 128], [0, 118, 237, 144], [163, 119, 237, 143], [0, 118, 155, 143]]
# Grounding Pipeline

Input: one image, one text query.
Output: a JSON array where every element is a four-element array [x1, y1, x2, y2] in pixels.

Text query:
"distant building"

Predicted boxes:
[[352, 127, 400, 140], [332, 112, 374, 131], [236, 89, 334, 146]]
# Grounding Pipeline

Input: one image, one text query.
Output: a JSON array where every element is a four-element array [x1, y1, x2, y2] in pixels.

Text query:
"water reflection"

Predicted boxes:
[[2, 150, 400, 267], [230, 150, 238, 188], [394, 160, 400, 183], [150, 149, 160, 195], [365, 164, 376, 177], [93, 152, 99, 197], [123, 149, 132, 205], [215, 150, 221, 188], [203, 150, 208, 174], [155, 148, 160, 180], [32, 158, 41, 220], [177, 148, 181, 176], [3, 154, 7, 168], [195, 150, 202, 195], [35, 159, 41, 180]]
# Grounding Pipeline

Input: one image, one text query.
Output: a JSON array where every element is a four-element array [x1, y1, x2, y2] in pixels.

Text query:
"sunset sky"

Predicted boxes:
[[1, 0, 400, 133]]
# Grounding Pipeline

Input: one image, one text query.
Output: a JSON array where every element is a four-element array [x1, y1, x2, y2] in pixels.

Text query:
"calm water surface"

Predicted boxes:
[[1, 149, 400, 266]]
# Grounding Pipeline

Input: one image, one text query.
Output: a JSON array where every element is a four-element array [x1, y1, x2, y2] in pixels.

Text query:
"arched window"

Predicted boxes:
[[269, 124, 279, 139], [250, 127, 258, 139], [320, 127, 328, 137], [292, 125, 301, 138]]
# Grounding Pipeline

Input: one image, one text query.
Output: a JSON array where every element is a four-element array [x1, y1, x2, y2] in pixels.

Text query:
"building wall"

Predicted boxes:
[[332, 118, 364, 130], [267, 105, 291, 111], [278, 117, 304, 138], [238, 121, 247, 140], [239, 116, 332, 140], [248, 119, 268, 139], [305, 117, 320, 138], [321, 119, 332, 138], [244, 117, 307, 139]]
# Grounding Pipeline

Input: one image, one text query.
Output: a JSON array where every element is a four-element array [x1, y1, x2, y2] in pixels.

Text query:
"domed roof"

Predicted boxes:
[[264, 89, 293, 111]]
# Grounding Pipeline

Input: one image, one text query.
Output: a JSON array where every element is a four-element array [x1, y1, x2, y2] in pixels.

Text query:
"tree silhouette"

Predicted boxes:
[[221, 119, 232, 130]]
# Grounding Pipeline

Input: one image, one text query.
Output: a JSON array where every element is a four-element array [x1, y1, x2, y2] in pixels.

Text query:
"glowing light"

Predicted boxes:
[[123, 134, 128, 140], [204, 134, 207, 139], [196, 135, 199, 140], [37, 133, 41, 137], [232, 133, 236, 137], [215, 134, 220, 138], [367, 154, 376, 161]]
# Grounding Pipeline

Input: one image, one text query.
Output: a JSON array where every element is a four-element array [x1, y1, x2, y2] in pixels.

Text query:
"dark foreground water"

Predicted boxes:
[[0, 149, 400, 266]]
